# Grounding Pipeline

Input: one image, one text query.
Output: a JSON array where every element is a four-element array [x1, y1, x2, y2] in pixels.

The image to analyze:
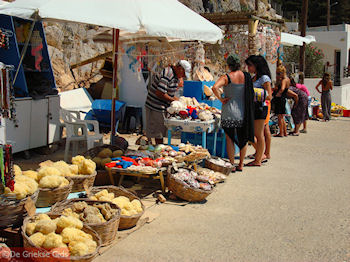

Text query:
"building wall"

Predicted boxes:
[[304, 78, 350, 108], [306, 29, 349, 81]]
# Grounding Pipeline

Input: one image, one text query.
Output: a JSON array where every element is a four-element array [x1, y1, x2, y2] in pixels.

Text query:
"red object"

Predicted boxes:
[[312, 106, 320, 117], [343, 110, 350, 117]]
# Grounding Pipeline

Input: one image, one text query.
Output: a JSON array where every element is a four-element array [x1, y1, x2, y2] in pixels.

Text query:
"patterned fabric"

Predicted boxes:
[[145, 66, 178, 112], [253, 75, 271, 105], [221, 75, 245, 128], [289, 86, 309, 124]]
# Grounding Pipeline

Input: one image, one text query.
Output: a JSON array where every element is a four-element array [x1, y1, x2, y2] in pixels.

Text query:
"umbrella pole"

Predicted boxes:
[[111, 28, 120, 143]]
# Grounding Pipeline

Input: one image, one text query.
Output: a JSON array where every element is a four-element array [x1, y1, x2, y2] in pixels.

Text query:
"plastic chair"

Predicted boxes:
[[60, 108, 103, 162], [122, 106, 143, 134]]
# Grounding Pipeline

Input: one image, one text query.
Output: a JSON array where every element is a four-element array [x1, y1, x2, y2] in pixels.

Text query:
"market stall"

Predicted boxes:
[[0, 0, 228, 258]]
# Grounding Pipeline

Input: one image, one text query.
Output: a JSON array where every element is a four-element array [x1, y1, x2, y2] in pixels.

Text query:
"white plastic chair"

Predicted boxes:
[[60, 108, 103, 162]]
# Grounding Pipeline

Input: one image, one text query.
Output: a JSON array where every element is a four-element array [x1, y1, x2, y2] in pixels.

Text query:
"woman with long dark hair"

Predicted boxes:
[[315, 73, 333, 121], [245, 55, 273, 166], [212, 54, 254, 172]]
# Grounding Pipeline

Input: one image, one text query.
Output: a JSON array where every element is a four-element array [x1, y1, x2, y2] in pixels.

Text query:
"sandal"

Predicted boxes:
[[246, 154, 255, 159], [300, 129, 307, 133], [273, 134, 283, 137], [289, 132, 299, 136], [244, 161, 261, 167], [261, 159, 268, 163], [235, 166, 243, 172]]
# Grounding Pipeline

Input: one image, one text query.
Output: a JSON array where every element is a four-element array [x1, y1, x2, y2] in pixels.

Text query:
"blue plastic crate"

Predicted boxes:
[[183, 80, 215, 101], [91, 99, 125, 124]]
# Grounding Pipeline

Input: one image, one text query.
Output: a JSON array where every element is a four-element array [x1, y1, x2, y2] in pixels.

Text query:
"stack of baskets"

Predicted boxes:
[[22, 213, 101, 262], [36, 179, 74, 207], [88, 186, 145, 230], [69, 172, 97, 192], [205, 157, 234, 176], [0, 190, 39, 228], [167, 174, 212, 202], [51, 199, 121, 246]]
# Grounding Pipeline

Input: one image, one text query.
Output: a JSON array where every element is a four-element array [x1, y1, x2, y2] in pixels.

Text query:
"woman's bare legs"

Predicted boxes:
[[301, 120, 307, 132], [225, 134, 235, 165], [238, 144, 247, 170], [282, 116, 287, 136], [264, 124, 271, 159], [247, 119, 265, 166]]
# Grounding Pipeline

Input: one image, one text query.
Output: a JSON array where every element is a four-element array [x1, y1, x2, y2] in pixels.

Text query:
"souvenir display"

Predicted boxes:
[[172, 168, 213, 191], [0, 63, 17, 124]]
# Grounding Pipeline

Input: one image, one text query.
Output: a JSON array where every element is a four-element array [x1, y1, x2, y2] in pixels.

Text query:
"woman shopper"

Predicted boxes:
[[244, 55, 273, 166], [272, 65, 290, 137], [315, 73, 333, 121], [288, 77, 309, 136], [294, 76, 310, 133], [212, 54, 254, 172]]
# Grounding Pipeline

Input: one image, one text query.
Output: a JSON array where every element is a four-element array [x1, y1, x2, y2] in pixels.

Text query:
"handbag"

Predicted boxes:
[[254, 88, 267, 102]]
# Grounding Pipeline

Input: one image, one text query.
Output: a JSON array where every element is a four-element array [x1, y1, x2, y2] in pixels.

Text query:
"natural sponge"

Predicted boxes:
[[13, 164, 22, 176], [97, 148, 112, 158], [79, 159, 96, 175], [37, 167, 62, 180], [35, 219, 57, 234], [29, 232, 46, 247], [26, 222, 37, 236], [71, 155, 85, 166], [39, 175, 69, 189], [42, 232, 65, 250], [61, 227, 92, 243], [22, 170, 38, 181], [56, 216, 83, 231]]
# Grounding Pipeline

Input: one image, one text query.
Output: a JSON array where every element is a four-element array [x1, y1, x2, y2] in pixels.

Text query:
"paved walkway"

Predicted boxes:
[[96, 118, 350, 262]]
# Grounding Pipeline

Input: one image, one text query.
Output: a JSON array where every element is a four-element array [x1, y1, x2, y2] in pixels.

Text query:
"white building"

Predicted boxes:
[[304, 24, 350, 108]]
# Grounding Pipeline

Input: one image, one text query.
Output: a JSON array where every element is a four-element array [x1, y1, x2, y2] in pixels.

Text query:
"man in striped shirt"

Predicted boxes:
[[145, 60, 191, 144]]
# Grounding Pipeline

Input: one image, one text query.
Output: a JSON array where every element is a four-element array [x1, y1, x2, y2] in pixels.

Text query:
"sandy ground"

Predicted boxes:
[[93, 118, 350, 262]]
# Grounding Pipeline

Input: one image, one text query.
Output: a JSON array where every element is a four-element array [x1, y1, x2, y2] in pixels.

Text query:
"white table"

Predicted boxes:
[[164, 118, 215, 148]]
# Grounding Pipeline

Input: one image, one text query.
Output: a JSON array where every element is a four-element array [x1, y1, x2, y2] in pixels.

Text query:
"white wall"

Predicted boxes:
[[304, 78, 350, 108]]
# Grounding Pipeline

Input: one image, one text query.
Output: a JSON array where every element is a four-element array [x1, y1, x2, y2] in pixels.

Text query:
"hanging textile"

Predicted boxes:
[[0, 62, 17, 124]]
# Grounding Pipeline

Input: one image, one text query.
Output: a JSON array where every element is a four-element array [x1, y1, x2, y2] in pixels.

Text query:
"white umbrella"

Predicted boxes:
[[281, 32, 316, 46], [0, 0, 223, 137], [0, 0, 223, 43]]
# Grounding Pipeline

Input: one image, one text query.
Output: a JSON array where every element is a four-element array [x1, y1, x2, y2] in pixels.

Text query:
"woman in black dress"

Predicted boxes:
[[272, 65, 290, 137]]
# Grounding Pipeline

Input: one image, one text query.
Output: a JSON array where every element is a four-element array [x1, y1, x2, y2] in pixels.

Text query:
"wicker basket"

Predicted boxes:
[[51, 199, 120, 246], [22, 214, 101, 262], [0, 190, 39, 228], [88, 186, 145, 230], [205, 157, 234, 176], [36, 179, 74, 208], [69, 171, 97, 193], [168, 174, 212, 202]]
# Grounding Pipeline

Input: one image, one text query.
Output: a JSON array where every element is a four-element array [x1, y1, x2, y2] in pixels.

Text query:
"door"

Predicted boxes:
[[30, 99, 48, 148], [48, 95, 61, 144], [334, 50, 341, 86]]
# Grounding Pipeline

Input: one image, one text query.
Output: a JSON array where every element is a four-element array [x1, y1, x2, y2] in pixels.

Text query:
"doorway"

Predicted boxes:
[[334, 50, 341, 86]]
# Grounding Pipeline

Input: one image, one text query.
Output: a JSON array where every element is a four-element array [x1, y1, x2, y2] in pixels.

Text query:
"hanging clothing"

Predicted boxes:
[[222, 72, 254, 149]]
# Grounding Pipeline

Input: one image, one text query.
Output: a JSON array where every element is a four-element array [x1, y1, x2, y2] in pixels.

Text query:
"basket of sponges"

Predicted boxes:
[[0, 165, 39, 228], [51, 199, 120, 246], [88, 186, 145, 230], [22, 213, 101, 262]]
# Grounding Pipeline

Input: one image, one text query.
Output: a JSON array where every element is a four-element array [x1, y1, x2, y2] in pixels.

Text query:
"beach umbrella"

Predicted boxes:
[[0, 0, 223, 137]]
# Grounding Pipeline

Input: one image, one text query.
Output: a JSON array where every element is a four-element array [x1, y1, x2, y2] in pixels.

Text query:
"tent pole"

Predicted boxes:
[[111, 28, 120, 143]]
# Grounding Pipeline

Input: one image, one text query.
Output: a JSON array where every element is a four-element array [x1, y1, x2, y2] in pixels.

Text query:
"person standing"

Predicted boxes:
[[294, 77, 310, 133], [288, 78, 309, 136], [212, 54, 254, 172], [315, 73, 333, 121], [245, 55, 273, 166], [145, 60, 191, 144], [272, 65, 290, 137]]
